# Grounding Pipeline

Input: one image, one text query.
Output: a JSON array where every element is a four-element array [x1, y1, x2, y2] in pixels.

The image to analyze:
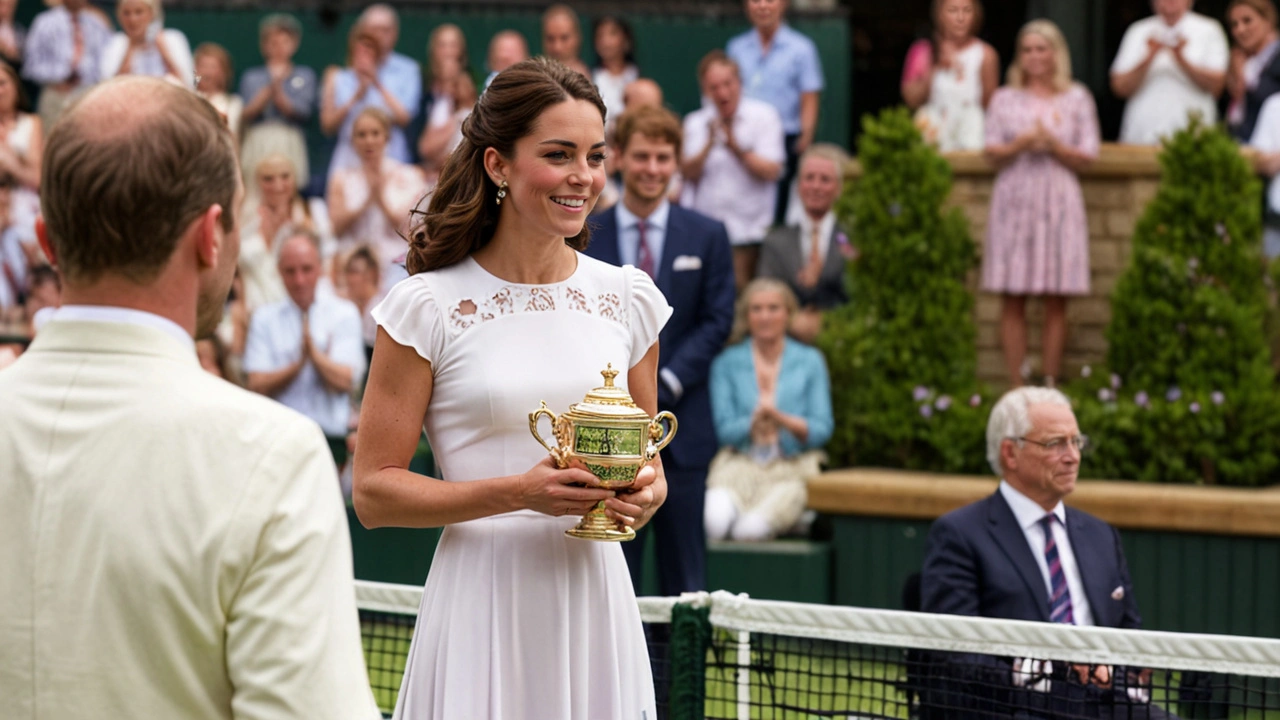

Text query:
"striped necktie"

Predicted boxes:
[[1040, 514, 1075, 624], [636, 219, 654, 279]]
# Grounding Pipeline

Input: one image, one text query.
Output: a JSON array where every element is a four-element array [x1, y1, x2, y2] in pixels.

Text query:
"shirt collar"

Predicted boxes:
[[47, 305, 194, 349], [616, 198, 670, 233], [799, 211, 836, 239], [999, 479, 1066, 530]]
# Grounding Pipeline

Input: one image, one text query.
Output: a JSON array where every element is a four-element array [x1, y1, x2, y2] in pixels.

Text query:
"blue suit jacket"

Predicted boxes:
[[921, 490, 1140, 629], [919, 491, 1151, 719], [585, 204, 735, 469]]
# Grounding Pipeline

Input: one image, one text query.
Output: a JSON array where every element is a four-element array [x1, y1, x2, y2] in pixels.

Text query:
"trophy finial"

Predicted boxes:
[[601, 364, 619, 387]]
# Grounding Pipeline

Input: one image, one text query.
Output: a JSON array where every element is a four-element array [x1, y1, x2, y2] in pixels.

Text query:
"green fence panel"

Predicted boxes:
[[830, 514, 1280, 639]]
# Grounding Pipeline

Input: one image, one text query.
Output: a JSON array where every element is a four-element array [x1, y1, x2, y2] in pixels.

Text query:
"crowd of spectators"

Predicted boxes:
[[3, 0, 1280, 531]]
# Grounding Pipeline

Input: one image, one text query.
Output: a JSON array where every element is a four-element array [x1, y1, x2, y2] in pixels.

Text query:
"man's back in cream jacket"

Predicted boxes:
[[0, 318, 379, 720]]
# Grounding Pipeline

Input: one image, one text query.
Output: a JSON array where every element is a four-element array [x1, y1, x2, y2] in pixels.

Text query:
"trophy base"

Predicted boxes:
[[565, 504, 635, 542]]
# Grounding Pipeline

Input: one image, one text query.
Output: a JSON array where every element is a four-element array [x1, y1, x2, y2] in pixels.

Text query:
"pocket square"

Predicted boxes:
[[672, 255, 702, 271], [1111, 586, 1125, 601]]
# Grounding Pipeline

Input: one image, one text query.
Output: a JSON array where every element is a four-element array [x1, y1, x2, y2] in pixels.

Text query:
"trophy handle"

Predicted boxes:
[[529, 403, 562, 458], [646, 411, 678, 459]]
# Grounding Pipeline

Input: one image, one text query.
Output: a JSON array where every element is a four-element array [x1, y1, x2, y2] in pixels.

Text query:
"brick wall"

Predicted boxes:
[[848, 145, 1163, 389]]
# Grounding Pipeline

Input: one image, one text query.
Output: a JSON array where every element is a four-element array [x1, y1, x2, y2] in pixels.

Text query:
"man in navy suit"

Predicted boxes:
[[920, 387, 1173, 719], [586, 105, 735, 596]]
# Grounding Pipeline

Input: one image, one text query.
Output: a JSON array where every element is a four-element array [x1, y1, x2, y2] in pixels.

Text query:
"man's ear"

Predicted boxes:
[[999, 438, 1019, 475], [35, 217, 57, 267], [482, 147, 508, 188], [194, 204, 225, 270]]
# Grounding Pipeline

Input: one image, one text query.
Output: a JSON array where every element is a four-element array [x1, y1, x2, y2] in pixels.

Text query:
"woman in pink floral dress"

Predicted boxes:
[[983, 19, 1100, 388]]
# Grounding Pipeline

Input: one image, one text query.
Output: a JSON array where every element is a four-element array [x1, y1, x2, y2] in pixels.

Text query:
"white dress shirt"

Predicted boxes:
[[797, 211, 837, 268], [1111, 12, 1229, 145], [243, 291, 367, 436], [999, 480, 1095, 626], [681, 97, 786, 246], [615, 198, 670, 272], [48, 304, 194, 349]]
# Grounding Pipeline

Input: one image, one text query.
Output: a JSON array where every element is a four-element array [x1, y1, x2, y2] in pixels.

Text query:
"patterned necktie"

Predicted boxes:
[[1040, 514, 1075, 624], [637, 219, 654, 279]]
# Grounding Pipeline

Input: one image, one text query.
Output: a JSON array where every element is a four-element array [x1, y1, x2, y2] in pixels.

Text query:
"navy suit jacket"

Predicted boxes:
[[585, 204, 735, 470], [919, 491, 1152, 719], [921, 490, 1140, 629]]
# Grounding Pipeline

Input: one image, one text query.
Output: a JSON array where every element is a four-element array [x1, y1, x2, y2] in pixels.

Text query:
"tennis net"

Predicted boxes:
[[355, 581, 1280, 719]]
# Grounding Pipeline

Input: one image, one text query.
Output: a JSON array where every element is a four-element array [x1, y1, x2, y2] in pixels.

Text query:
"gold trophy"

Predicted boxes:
[[529, 364, 677, 541]]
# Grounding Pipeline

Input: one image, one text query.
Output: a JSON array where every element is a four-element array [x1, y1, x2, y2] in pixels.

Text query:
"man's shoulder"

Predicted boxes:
[[668, 203, 724, 239], [934, 491, 998, 532], [1065, 504, 1114, 533], [741, 96, 782, 123], [727, 29, 755, 55], [318, 292, 361, 320], [779, 25, 820, 53]]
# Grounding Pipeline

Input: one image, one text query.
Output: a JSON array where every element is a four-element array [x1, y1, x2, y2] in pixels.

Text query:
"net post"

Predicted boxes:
[[735, 629, 751, 720], [669, 598, 712, 720]]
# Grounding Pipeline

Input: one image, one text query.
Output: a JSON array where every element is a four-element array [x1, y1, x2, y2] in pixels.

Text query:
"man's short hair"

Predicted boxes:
[[40, 77, 238, 285], [986, 387, 1072, 476], [278, 230, 323, 262], [259, 13, 302, 44], [614, 105, 683, 159], [697, 49, 739, 83]]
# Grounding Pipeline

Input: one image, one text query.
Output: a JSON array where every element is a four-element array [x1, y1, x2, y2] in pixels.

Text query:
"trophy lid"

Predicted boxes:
[[566, 364, 652, 420]]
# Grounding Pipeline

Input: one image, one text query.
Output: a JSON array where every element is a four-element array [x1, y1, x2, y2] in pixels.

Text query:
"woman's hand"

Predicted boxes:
[[517, 456, 615, 518], [606, 463, 664, 530]]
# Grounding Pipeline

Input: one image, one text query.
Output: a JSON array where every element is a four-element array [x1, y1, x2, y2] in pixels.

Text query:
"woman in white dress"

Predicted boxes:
[[901, 0, 999, 152], [0, 61, 40, 248], [100, 0, 194, 87], [328, 107, 428, 293], [353, 58, 667, 720]]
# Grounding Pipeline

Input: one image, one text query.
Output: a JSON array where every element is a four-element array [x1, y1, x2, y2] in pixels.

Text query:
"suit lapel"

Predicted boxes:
[[655, 207, 680, 298], [986, 492, 1052, 621], [1066, 509, 1112, 627], [821, 225, 848, 284], [781, 226, 804, 279]]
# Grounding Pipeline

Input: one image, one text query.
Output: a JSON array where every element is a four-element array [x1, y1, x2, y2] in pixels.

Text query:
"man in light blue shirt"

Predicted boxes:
[[245, 232, 367, 442], [727, 0, 824, 225]]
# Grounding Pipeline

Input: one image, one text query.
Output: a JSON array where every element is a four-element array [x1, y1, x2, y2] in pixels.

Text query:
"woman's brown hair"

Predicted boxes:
[[405, 57, 606, 275], [1228, 0, 1280, 31]]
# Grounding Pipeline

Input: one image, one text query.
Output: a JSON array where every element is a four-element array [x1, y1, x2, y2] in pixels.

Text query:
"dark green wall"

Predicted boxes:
[[829, 515, 1280, 639], [142, 8, 851, 174]]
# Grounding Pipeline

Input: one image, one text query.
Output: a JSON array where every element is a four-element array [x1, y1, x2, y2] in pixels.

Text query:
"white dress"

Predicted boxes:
[[917, 41, 986, 152], [372, 253, 671, 720]]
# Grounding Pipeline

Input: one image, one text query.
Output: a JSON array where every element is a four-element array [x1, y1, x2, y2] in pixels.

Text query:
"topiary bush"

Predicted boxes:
[[1067, 118, 1280, 485], [817, 107, 989, 474]]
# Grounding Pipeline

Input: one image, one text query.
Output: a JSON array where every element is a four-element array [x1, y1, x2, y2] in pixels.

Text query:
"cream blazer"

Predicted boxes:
[[0, 320, 379, 720]]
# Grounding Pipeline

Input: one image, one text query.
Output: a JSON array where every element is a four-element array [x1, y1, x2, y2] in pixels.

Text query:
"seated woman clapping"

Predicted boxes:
[[706, 278, 834, 542]]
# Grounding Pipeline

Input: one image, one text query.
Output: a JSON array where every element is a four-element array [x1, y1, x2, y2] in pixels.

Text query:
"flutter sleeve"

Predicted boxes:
[[370, 274, 446, 366], [626, 266, 673, 368]]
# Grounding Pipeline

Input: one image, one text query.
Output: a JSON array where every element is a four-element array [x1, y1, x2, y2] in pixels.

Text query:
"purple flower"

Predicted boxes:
[[1098, 388, 1114, 402], [1190, 402, 1201, 414], [1135, 391, 1150, 408], [1211, 391, 1225, 406], [1166, 387, 1182, 402], [935, 395, 953, 411], [969, 394, 982, 408], [835, 231, 851, 247], [919, 404, 933, 418], [913, 385, 930, 402], [1111, 373, 1122, 390], [888, 201, 903, 218], [1081, 365, 1093, 378]]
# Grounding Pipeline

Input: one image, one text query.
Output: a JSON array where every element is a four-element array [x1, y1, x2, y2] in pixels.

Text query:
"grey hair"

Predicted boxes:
[[259, 13, 302, 43], [985, 386, 1072, 476], [359, 4, 400, 31], [799, 143, 850, 186]]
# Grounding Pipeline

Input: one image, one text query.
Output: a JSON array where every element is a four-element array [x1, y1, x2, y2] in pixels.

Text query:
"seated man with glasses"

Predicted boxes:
[[918, 386, 1172, 719]]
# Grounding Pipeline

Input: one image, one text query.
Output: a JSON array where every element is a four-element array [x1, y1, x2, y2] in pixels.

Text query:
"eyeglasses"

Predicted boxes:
[[1015, 435, 1089, 454]]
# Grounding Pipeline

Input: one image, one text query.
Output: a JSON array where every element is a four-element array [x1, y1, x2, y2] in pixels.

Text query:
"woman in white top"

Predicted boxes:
[[592, 15, 639, 138], [100, 0, 193, 87], [901, 0, 998, 152], [0, 61, 40, 247], [194, 43, 243, 141], [418, 24, 476, 187], [1111, 0, 1229, 145], [328, 107, 428, 293], [353, 58, 666, 720]]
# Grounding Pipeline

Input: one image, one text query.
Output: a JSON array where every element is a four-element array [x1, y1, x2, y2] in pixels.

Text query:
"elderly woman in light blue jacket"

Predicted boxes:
[[708, 277, 833, 541]]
